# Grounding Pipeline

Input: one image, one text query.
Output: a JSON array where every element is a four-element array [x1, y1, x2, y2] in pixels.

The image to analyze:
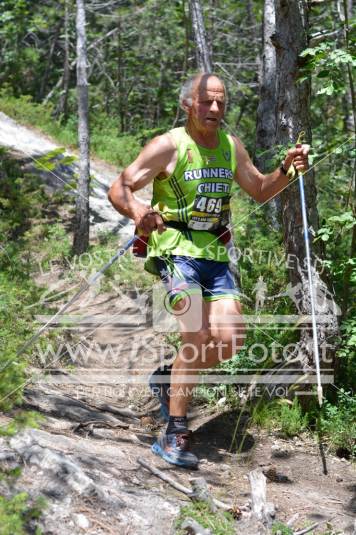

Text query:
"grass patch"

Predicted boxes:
[[252, 398, 308, 437], [175, 501, 236, 535], [272, 522, 294, 535], [0, 93, 77, 147]]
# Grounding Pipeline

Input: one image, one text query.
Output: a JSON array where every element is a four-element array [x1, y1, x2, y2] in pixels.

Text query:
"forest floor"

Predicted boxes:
[[0, 113, 355, 535]]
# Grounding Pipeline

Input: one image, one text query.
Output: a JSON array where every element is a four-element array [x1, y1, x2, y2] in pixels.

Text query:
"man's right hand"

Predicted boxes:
[[135, 209, 167, 236]]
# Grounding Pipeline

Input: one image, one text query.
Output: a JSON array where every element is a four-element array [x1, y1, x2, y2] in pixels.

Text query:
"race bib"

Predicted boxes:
[[188, 195, 230, 231]]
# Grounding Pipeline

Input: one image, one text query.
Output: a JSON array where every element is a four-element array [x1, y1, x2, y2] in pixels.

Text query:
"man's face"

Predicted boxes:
[[189, 76, 226, 133]]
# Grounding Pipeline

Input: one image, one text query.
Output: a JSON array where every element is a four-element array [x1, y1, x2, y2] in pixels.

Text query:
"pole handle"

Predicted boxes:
[[296, 130, 306, 147]]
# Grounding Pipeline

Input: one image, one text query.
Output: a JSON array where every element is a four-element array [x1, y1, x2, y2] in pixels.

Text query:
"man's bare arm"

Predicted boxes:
[[233, 137, 309, 203], [108, 134, 176, 234]]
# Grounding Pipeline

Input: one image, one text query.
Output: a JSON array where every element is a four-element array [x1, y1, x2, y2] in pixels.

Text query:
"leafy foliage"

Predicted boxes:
[[0, 0, 262, 136], [300, 43, 355, 96], [0, 150, 61, 410], [0, 411, 44, 437], [320, 388, 356, 458]]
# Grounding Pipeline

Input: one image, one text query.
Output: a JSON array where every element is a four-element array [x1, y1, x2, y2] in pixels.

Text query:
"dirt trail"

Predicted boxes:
[[6, 275, 354, 535], [0, 115, 355, 534], [0, 111, 151, 237]]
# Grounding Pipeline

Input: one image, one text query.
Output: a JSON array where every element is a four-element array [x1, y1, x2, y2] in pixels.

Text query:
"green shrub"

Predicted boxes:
[[91, 133, 141, 167], [279, 398, 309, 436], [0, 411, 44, 437], [0, 92, 52, 129], [30, 222, 71, 273], [336, 317, 356, 392], [0, 492, 46, 535], [0, 151, 58, 410], [320, 389, 356, 458]]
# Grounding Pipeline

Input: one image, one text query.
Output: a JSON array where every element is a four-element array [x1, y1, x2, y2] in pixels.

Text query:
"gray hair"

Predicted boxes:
[[179, 73, 227, 110]]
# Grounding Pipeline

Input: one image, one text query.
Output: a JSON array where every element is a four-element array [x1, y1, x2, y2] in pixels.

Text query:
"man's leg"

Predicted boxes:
[[151, 257, 245, 468], [168, 294, 211, 417], [169, 297, 245, 417], [151, 293, 211, 469], [149, 255, 203, 422]]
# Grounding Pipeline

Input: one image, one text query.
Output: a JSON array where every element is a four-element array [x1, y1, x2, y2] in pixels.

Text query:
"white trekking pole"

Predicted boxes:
[[296, 131, 323, 407]]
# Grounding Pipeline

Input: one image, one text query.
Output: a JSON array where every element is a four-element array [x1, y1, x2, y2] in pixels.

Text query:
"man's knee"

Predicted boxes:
[[212, 329, 246, 362], [182, 328, 211, 348]]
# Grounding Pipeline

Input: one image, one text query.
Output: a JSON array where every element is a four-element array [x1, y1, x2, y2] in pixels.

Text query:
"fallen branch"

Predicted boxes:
[[137, 457, 193, 496], [77, 396, 144, 420], [73, 419, 129, 433], [136, 457, 239, 515], [286, 512, 300, 527], [91, 402, 141, 420], [293, 520, 326, 535], [249, 469, 275, 527]]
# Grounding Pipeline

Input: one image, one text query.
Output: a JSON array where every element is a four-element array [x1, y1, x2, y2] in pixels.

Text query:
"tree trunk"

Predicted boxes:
[[73, 0, 90, 255], [57, 0, 71, 120], [189, 0, 212, 72], [255, 0, 277, 171], [255, 0, 280, 228], [339, 0, 356, 318], [172, 0, 190, 128], [274, 0, 339, 400], [246, 0, 255, 27], [117, 16, 126, 133], [39, 27, 60, 101]]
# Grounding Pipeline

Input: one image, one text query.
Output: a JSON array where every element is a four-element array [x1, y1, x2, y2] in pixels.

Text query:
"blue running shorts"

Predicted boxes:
[[155, 256, 241, 306]]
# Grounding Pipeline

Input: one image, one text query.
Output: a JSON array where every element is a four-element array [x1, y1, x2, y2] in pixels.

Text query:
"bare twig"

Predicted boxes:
[[294, 522, 323, 535], [309, 28, 343, 45], [286, 512, 300, 527], [137, 457, 193, 496], [73, 419, 129, 432], [78, 397, 141, 420], [294, 518, 334, 535], [136, 457, 237, 514]]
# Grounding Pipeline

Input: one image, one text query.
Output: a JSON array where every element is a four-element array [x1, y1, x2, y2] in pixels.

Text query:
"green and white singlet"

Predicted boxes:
[[145, 127, 237, 275]]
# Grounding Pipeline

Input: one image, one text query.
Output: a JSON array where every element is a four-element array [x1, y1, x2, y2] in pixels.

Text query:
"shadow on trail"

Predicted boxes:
[[192, 410, 254, 462]]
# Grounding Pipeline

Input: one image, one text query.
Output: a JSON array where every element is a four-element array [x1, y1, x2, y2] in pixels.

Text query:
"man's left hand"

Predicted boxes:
[[283, 144, 310, 174]]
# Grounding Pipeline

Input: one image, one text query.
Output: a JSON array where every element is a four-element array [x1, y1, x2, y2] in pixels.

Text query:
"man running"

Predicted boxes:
[[108, 73, 309, 469]]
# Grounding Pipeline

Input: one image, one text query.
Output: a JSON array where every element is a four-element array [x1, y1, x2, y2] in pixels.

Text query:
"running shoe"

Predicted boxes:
[[149, 363, 172, 422], [151, 431, 198, 469]]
